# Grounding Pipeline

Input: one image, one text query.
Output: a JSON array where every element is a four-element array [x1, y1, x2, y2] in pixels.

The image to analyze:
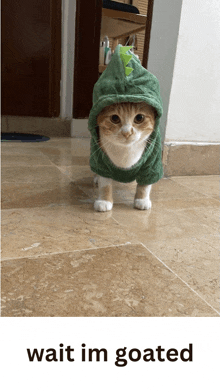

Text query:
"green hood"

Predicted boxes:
[[88, 44, 163, 185]]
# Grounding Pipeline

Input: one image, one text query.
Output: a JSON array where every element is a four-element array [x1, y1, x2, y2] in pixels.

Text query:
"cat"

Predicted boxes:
[[94, 101, 156, 212]]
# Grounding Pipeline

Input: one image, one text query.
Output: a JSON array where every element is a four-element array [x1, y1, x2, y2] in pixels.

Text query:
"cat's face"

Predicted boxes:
[[97, 102, 156, 146]]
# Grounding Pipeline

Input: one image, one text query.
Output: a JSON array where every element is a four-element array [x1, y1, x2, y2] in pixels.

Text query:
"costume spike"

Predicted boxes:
[[120, 46, 134, 76]]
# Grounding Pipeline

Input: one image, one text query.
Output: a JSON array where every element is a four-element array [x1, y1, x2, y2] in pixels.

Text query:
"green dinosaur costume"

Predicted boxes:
[[88, 44, 163, 185]]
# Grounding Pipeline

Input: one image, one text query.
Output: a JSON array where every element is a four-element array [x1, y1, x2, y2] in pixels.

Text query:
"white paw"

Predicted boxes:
[[94, 175, 99, 185], [134, 198, 152, 210], [94, 200, 113, 212]]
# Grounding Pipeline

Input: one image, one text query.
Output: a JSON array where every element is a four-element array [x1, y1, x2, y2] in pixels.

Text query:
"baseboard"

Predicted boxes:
[[163, 141, 220, 176], [1, 116, 71, 137], [71, 119, 90, 138]]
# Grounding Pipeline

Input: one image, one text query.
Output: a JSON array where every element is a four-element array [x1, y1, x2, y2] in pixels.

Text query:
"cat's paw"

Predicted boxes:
[[94, 200, 113, 212], [94, 175, 99, 185], [134, 198, 152, 210]]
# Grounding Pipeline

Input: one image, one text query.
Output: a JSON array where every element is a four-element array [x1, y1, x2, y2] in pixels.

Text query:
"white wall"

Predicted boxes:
[[165, 0, 220, 142], [148, 0, 183, 142]]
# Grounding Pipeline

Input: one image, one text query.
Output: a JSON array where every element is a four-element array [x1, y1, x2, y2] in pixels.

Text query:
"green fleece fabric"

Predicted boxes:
[[88, 44, 163, 185]]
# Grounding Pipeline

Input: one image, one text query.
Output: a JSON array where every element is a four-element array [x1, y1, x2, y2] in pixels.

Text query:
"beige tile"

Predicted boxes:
[[151, 178, 211, 201], [76, 177, 217, 206], [144, 237, 219, 312], [198, 234, 219, 251], [150, 179, 219, 208], [67, 174, 97, 200], [46, 155, 90, 166], [1, 153, 53, 167], [150, 197, 219, 209], [1, 181, 89, 209], [170, 206, 219, 233], [76, 177, 137, 204], [1, 138, 219, 318], [37, 137, 90, 156], [1, 143, 43, 156], [171, 176, 220, 200], [112, 203, 217, 243], [1, 166, 68, 184], [76, 177, 213, 206], [1, 244, 217, 317], [58, 166, 94, 182], [1, 205, 135, 260], [163, 143, 220, 176]]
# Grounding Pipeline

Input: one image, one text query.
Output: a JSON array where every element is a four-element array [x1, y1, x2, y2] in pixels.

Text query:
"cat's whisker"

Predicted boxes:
[[89, 144, 104, 161], [89, 138, 113, 162]]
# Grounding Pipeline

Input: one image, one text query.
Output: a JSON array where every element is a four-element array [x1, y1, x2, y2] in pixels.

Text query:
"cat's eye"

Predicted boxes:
[[110, 115, 120, 124], [134, 114, 145, 124]]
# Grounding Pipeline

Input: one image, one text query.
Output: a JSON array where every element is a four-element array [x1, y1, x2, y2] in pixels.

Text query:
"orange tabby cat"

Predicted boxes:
[[95, 102, 156, 212]]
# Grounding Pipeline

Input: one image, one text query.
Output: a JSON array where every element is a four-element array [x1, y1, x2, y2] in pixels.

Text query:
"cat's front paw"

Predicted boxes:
[[94, 200, 113, 212], [134, 198, 152, 210], [94, 175, 99, 185]]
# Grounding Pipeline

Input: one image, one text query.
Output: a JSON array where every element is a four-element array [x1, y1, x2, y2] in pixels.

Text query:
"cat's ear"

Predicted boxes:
[[153, 107, 157, 118], [95, 125, 100, 140]]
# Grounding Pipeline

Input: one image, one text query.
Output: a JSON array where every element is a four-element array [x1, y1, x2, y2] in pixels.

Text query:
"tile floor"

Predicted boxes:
[[1, 137, 219, 317]]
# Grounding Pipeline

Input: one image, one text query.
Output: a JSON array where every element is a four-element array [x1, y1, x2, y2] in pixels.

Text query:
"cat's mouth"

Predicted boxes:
[[117, 135, 139, 145]]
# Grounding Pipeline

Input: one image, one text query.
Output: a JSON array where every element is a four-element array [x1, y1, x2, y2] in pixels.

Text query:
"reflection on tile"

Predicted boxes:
[[1, 181, 89, 209], [75, 177, 137, 204], [1, 153, 53, 167], [144, 237, 220, 312], [1, 143, 43, 156], [172, 206, 219, 233], [1, 205, 135, 260], [58, 166, 94, 182], [151, 178, 210, 201], [37, 137, 90, 156], [45, 155, 90, 166], [1, 244, 217, 317], [74, 177, 218, 206], [1, 166, 68, 184], [112, 204, 217, 243], [149, 198, 219, 209], [171, 176, 220, 200]]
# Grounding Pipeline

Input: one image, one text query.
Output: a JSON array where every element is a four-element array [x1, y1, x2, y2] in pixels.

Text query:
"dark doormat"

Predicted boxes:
[[1, 133, 50, 142]]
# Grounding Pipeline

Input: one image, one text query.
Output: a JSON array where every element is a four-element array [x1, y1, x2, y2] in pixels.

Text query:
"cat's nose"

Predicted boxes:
[[121, 127, 133, 139]]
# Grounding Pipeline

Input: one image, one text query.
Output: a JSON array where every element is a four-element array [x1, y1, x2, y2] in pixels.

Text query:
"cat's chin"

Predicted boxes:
[[115, 137, 140, 146]]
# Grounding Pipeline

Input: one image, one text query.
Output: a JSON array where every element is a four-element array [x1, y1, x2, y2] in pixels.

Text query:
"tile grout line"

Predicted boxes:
[[44, 157, 91, 181], [1, 241, 140, 262], [35, 146, 75, 179], [111, 216, 124, 225], [140, 242, 220, 316]]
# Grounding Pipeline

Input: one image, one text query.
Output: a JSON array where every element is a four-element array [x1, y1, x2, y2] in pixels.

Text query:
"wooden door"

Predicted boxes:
[[1, 0, 61, 117], [73, 0, 102, 119]]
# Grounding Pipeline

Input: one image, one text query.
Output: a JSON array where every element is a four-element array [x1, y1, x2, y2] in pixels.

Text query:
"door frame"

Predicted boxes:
[[49, 0, 62, 117], [142, 0, 154, 68]]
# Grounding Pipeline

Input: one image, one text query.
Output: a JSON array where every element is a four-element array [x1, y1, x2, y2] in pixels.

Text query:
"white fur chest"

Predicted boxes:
[[100, 135, 147, 169]]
